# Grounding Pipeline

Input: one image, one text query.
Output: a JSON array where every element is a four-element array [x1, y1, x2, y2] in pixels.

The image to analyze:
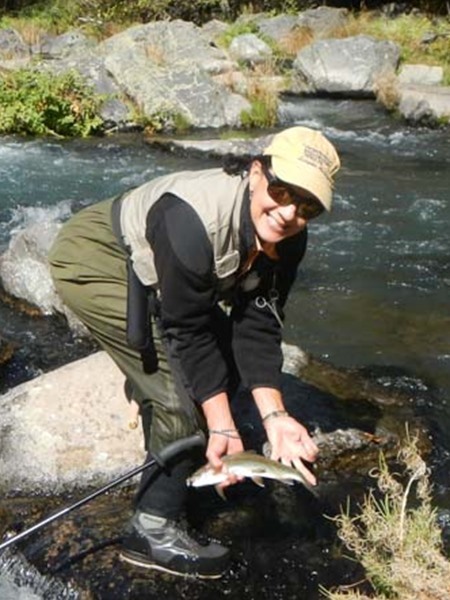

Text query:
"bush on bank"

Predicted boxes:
[[0, 68, 104, 136], [323, 435, 450, 600]]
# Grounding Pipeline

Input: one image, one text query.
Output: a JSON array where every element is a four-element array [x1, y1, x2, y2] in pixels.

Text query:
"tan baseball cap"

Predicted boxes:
[[263, 126, 340, 211]]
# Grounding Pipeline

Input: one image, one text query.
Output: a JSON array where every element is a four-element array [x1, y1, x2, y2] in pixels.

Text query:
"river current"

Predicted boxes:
[[0, 97, 449, 597]]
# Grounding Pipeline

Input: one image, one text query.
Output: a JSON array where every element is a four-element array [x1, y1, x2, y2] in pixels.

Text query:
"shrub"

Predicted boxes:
[[323, 433, 450, 600], [0, 68, 104, 136]]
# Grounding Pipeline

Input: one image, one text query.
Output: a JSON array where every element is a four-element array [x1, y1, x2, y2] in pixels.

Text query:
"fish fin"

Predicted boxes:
[[215, 485, 227, 501], [251, 476, 265, 488]]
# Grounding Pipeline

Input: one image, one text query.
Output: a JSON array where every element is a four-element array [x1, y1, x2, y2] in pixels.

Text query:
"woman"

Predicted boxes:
[[49, 126, 341, 579]]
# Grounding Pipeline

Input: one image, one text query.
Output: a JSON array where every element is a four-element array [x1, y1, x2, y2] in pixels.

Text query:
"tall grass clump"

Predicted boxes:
[[323, 434, 450, 600], [0, 68, 104, 136]]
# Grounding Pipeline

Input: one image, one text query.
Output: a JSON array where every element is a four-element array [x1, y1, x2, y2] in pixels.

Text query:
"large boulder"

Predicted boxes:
[[293, 35, 400, 97], [98, 19, 249, 129], [0, 351, 144, 494]]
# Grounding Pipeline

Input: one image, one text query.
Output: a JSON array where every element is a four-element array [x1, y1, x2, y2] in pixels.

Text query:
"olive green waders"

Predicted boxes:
[[48, 198, 204, 518]]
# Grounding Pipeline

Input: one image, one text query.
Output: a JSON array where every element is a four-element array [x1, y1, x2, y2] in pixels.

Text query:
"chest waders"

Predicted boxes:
[[48, 198, 212, 518]]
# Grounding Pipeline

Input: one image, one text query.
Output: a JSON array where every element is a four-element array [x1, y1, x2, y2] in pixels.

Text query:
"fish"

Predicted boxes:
[[186, 451, 318, 498]]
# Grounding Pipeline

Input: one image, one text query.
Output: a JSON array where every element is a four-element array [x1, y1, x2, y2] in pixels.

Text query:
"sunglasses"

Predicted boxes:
[[262, 163, 324, 220]]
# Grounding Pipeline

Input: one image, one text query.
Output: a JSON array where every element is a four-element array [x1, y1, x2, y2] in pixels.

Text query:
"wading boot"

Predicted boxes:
[[119, 510, 230, 579]]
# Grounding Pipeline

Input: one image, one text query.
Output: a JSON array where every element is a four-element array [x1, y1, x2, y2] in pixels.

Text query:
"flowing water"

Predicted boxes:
[[1, 98, 449, 597]]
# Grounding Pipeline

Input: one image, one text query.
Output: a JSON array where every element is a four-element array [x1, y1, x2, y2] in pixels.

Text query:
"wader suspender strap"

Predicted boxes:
[[111, 193, 158, 374]]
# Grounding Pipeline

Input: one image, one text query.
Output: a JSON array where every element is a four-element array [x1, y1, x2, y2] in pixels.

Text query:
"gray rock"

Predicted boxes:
[[34, 29, 95, 59], [229, 33, 272, 65], [97, 20, 248, 129], [398, 64, 443, 86], [146, 131, 273, 159], [200, 18, 229, 44], [256, 14, 299, 44], [0, 221, 62, 315], [398, 84, 450, 124], [293, 35, 400, 97], [0, 28, 30, 58], [0, 351, 144, 493], [0, 220, 88, 336], [296, 6, 348, 39]]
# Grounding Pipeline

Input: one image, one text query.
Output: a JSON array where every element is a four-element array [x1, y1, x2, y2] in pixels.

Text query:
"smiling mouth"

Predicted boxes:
[[267, 212, 285, 232]]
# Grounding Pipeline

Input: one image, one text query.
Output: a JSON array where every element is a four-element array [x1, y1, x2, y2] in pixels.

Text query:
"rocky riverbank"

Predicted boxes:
[[0, 6, 449, 130]]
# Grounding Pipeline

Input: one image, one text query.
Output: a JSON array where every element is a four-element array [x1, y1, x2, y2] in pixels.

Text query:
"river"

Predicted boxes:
[[1, 97, 449, 598]]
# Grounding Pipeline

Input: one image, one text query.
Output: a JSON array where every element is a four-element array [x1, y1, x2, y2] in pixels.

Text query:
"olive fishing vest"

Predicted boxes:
[[119, 168, 249, 287]]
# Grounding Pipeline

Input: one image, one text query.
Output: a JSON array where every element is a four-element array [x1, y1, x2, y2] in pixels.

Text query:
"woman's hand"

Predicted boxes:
[[264, 414, 318, 486], [202, 393, 244, 488]]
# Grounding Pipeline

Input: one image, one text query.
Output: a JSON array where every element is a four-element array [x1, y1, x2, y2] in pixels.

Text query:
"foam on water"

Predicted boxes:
[[0, 550, 79, 600]]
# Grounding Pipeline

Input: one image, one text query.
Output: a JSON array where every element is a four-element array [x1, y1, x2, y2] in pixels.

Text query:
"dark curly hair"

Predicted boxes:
[[221, 153, 272, 176]]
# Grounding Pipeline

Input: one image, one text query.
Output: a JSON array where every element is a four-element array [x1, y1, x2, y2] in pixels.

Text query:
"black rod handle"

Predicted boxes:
[[154, 431, 206, 466]]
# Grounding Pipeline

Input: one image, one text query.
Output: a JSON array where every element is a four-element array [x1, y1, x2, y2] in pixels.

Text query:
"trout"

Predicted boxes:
[[186, 451, 318, 498]]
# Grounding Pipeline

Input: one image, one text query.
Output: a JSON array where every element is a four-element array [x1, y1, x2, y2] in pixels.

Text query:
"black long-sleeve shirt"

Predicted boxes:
[[146, 191, 307, 404]]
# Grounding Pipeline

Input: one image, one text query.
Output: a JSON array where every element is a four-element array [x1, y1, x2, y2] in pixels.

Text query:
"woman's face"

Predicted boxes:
[[249, 160, 310, 246]]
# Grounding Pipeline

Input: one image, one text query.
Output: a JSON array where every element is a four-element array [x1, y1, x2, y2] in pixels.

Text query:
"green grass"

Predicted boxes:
[[0, 68, 104, 137]]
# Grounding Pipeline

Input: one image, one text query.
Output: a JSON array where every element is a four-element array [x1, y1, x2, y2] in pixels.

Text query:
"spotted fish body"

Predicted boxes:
[[186, 451, 317, 497]]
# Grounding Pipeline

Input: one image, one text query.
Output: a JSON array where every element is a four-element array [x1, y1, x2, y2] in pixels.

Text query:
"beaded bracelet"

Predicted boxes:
[[262, 409, 289, 423], [208, 428, 241, 439]]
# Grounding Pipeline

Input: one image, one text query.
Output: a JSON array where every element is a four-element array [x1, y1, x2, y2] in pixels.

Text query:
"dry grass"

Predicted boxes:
[[145, 43, 166, 66], [323, 433, 450, 600], [373, 71, 400, 111], [277, 25, 314, 56], [2, 18, 49, 46]]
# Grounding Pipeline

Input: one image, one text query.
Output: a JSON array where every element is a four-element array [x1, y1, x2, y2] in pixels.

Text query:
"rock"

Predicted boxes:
[[256, 14, 299, 43], [146, 130, 273, 159], [0, 222, 62, 315], [34, 29, 95, 59], [200, 18, 229, 43], [0, 28, 30, 59], [398, 63, 444, 86], [293, 35, 400, 97], [398, 84, 450, 124], [296, 6, 348, 39], [0, 220, 88, 336], [0, 351, 144, 494], [97, 19, 249, 129], [229, 33, 272, 65]]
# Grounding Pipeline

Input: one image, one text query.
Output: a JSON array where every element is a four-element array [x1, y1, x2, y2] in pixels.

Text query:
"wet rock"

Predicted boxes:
[[0, 221, 88, 336]]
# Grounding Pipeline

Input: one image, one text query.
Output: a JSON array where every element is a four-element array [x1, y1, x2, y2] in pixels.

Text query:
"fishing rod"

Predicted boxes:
[[0, 431, 205, 552]]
